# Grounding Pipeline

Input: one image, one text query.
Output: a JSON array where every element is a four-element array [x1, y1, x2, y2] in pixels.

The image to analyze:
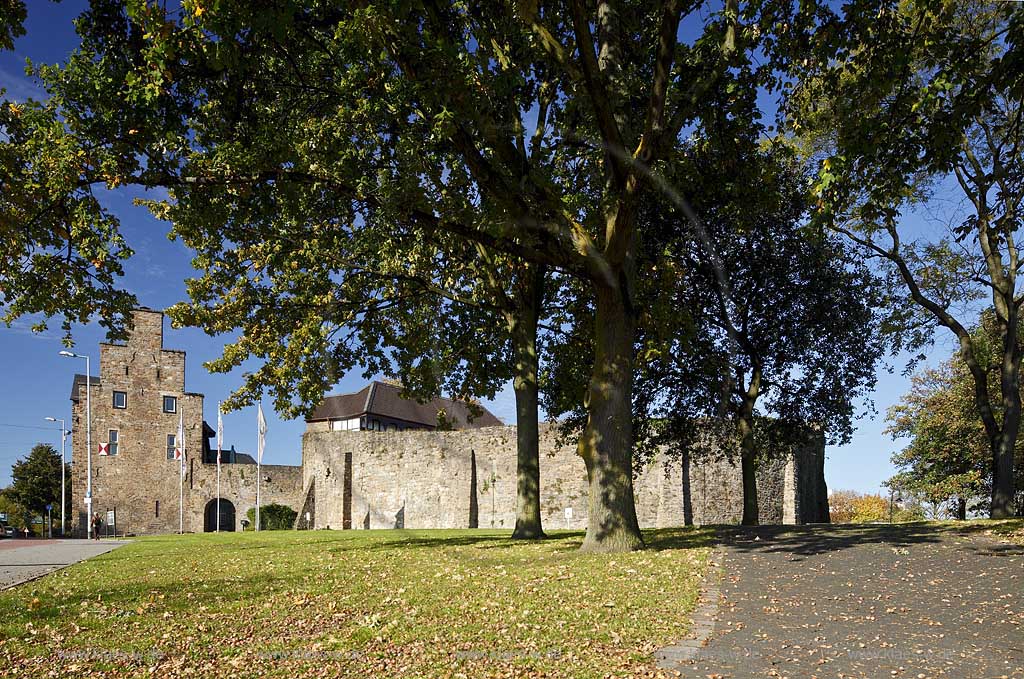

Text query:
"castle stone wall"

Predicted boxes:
[[68, 308, 823, 536], [302, 424, 827, 530], [188, 462, 305, 531]]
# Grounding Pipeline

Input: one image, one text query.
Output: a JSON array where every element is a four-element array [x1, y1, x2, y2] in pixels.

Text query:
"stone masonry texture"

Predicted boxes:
[[69, 309, 826, 535], [70, 309, 303, 536], [301, 424, 828, 531]]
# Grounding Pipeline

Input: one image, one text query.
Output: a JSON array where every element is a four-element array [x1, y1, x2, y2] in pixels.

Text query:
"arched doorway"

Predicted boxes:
[[204, 498, 236, 532]]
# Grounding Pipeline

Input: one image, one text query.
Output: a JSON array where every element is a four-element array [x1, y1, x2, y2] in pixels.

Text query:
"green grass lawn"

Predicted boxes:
[[0, 528, 713, 678]]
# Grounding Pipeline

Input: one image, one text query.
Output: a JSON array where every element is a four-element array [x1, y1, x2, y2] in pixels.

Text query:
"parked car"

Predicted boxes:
[[1, 525, 15, 538]]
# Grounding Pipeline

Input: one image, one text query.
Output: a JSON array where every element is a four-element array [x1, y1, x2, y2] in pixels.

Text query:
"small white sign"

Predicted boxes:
[[84, 496, 92, 506], [564, 507, 573, 520]]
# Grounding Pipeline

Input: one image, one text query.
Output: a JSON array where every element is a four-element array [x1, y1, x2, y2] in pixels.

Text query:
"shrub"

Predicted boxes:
[[244, 503, 298, 531], [829, 490, 920, 523], [850, 494, 888, 523]]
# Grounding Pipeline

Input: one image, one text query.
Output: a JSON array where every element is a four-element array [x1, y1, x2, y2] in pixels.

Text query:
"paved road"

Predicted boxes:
[[0, 539, 128, 590], [667, 524, 1023, 679]]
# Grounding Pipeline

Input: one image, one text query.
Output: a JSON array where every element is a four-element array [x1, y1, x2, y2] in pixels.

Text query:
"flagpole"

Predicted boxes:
[[256, 405, 261, 533], [216, 402, 222, 533], [179, 407, 184, 535]]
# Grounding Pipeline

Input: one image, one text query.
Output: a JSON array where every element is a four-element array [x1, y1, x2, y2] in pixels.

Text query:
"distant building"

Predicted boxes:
[[305, 381, 503, 433], [69, 308, 303, 536]]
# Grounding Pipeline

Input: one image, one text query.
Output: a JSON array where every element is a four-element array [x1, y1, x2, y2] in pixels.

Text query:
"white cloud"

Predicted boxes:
[[5, 315, 64, 341]]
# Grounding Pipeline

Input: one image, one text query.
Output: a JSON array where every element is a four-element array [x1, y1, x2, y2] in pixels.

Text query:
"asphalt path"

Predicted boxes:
[[0, 539, 127, 590], [663, 524, 1023, 679]]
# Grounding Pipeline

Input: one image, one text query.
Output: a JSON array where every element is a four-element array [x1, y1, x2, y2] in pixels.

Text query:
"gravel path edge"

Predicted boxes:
[[653, 544, 725, 671]]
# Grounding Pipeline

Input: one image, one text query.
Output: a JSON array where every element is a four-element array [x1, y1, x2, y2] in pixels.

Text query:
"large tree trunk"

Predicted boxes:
[[991, 428, 1018, 518], [578, 281, 643, 552], [993, 314, 1021, 518], [736, 371, 761, 526], [508, 266, 545, 539]]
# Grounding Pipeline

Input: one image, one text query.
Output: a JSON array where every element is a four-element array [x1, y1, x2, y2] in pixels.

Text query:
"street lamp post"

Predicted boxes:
[[44, 417, 68, 536], [59, 351, 91, 539]]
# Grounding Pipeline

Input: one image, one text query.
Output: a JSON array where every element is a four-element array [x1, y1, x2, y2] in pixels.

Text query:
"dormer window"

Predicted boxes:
[[163, 396, 177, 413]]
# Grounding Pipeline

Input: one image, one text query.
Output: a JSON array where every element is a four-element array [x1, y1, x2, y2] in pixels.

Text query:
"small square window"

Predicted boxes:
[[166, 434, 176, 460], [108, 429, 119, 456], [112, 391, 127, 409], [163, 396, 177, 413]]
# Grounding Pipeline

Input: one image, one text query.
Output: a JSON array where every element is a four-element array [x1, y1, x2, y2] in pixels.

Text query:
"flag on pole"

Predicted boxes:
[[175, 410, 184, 462], [257, 404, 267, 463], [256, 403, 267, 532], [217, 404, 224, 464]]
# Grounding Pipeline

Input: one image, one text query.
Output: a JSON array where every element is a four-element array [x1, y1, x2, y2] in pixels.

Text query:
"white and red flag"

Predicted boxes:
[[175, 410, 185, 466]]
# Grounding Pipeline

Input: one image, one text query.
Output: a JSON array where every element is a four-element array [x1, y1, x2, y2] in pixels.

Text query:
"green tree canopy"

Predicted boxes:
[[887, 311, 1024, 518], [544, 131, 887, 525], [7, 443, 64, 517], [0, 0, 825, 551], [0, 491, 29, 530], [788, 0, 1024, 517]]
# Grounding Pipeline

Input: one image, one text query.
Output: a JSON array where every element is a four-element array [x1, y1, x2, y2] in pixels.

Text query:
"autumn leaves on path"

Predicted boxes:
[[668, 524, 1024, 679]]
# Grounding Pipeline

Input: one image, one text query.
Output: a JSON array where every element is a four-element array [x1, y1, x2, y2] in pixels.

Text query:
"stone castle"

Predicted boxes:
[[69, 309, 303, 535], [69, 310, 828, 536]]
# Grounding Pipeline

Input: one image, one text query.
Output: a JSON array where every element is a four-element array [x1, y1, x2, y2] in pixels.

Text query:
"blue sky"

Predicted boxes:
[[0, 1, 961, 494]]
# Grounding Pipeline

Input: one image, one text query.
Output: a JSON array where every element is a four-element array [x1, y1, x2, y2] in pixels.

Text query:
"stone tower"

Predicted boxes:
[[68, 308, 304, 536], [69, 308, 207, 535]]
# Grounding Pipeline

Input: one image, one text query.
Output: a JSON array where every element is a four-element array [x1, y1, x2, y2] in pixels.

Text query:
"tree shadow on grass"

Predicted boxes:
[[643, 527, 717, 552], [328, 529, 586, 553], [322, 526, 713, 554]]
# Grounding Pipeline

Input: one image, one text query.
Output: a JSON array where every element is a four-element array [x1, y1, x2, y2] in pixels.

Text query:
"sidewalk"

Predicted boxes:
[[662, 524, 1024, 678], [0, 539, 128, 590]]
